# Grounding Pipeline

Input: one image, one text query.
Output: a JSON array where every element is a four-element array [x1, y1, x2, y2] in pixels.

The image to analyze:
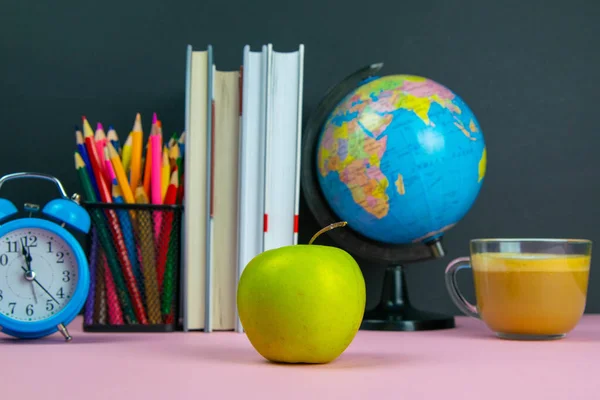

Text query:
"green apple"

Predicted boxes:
[[237, 222, 366, 364]]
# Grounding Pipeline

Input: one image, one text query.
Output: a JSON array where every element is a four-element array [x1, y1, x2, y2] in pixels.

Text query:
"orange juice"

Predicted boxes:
[[471, 252, 590, 336]]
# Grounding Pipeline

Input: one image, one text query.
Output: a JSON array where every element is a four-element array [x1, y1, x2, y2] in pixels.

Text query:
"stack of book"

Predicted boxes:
[[181, 44, 305, 333]]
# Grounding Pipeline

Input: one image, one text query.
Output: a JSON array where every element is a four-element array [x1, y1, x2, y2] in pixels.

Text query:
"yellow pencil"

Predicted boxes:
[[82, 117, 95, 138], [133, 185, 162, 324], [122, 132, 133, 174], [107, 143, 135, 204], [135, 184, 149, 205], [168, 142, 180, 171], [129, 113, 143, 192], [161, 146, 170, 202]]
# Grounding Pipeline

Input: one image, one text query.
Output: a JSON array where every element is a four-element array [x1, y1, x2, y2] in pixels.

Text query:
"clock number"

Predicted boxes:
[[22, 235, 37, 247], [26, 304, 34, 316], [0, 289, 3, 301], [62, 271, 70, 282], [0, 254, 7, 266], [6, 241, 17, 253], [46, 300, 54, 312], [56, 252, 64, 263], [47, 241, 52, 253], [56, 288, 65, 299], [8, 302, 15, 314]]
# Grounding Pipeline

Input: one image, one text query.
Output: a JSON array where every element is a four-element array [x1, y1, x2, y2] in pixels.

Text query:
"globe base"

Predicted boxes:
[[360, 265, 455, 331], [360, 307, 455, 331]]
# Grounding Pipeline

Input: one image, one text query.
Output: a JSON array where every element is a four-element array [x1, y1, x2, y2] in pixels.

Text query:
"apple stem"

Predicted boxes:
[[308, 221, 348, 245]]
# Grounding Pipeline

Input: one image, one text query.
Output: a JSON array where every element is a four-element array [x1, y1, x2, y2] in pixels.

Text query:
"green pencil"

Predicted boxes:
[[75, 152, 137, 324], [161, 213, 180, 322]]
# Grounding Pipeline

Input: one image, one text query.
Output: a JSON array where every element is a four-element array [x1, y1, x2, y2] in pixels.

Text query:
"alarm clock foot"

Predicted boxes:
[[57, 323, 72, 342]]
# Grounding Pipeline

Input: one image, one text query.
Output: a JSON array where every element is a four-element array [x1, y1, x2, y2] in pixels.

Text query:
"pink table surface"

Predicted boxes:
[[2, 315, 600, 400]]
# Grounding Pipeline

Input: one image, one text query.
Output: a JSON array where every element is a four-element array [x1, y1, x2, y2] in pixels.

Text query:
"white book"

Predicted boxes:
[[182, 44, 211, 331], [205, 61, 215, 332], [210, 67, 240, 332], [235, 45, 269, 333], [263, 44, 305, 252]]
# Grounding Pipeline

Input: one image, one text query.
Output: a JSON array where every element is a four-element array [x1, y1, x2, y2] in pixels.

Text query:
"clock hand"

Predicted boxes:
[[20, 238, 33, 272], [21, 266, 60, 304], [20, 242, 38, 303], [30, 280, 38, 303]]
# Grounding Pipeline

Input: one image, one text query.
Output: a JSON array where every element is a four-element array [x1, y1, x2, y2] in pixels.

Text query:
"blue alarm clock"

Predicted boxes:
[[0, 172, 90, 342]]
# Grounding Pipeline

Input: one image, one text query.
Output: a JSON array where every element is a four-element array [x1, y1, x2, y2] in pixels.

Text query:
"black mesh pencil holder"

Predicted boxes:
[[81, 202, 183, 332]]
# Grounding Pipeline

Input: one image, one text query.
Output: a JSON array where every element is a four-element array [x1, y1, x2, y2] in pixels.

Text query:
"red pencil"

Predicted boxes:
[[82, 117, 149, 325], [156, 171, 178, 291], [82, 117, 111, 203]]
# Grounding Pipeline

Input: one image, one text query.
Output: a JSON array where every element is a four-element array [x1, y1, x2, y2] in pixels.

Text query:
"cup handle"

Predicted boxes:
[[444, 257, 479, 319]]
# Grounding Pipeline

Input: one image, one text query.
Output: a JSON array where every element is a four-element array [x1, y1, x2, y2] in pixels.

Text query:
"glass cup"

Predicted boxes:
[[445, 238, 592, 340]]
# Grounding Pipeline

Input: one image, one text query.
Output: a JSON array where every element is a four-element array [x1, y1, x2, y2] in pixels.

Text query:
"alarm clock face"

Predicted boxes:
[[0, 227, 78, 322]]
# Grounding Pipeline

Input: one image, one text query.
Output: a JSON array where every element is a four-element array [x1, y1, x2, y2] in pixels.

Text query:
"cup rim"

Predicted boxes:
[[470, 238, 592, 245]]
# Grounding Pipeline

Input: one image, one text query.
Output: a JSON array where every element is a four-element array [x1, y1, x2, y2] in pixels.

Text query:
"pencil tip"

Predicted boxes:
[[74, 125, 80, 131], [82, 116, 86, 121], [108, 125, 114, 131], [97, 122, 104, 131]]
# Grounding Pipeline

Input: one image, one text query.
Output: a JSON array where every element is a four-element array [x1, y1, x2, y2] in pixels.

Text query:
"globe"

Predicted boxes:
[[316, 74, 486, 245]]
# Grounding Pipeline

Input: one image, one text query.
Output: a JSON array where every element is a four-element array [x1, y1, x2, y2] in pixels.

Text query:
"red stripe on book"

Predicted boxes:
[[263, 214, 268, 232], [210, 100, 215, 217], [293, 215, 299, 233]]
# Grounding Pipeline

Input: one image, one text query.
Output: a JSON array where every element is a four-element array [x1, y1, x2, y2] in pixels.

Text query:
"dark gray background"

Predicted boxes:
[[1, 0, 598, 316]]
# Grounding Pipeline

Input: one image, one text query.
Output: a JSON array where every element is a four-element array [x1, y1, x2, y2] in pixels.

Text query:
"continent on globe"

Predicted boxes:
[[316, 74, 486, 245]]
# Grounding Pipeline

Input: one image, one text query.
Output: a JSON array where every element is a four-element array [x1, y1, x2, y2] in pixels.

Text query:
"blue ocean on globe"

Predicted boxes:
[[316, 74, 486, 245]]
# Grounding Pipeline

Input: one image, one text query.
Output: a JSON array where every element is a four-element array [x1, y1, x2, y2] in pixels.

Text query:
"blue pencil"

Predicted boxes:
[[107, 125, 121, 154], [76, 126, 100, 200], [111, 180, 144, 298]]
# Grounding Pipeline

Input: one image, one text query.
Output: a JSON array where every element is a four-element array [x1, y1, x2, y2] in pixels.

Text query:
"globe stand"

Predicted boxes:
[[360, 265, 455, 331]]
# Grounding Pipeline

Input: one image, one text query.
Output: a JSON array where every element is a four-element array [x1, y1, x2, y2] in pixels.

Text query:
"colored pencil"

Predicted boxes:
[[162, 221, 180, 324], [84, 226, 98, 325], [178, 131, 185, 157], [159, 171, 181, 324], [75, 127, 100, 199], [168, 142, 179, 171], [143, 142, 152, 198], [82, 117, 109, 193], [112, 182, 144, 303], [107, 125, 120, 154], [156, 171, 178, 291], [122, 133, 133, 174], [75, 151, 141, 324], [94, 245, 107, 325], [95, 122, 107, 176], [167, 132, 178, 149], [134, 186, 162, 324], [100, 151, 127, 326], [150, 114, 162, 205], [176, 132, 185, 201], [150, 114, 163, 244], [107, 143, 135, 204], [104, 147, 116, 183], [103, 251, 124, 325], [129, 113, 143, 194], [161, 146, 169, 202]]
